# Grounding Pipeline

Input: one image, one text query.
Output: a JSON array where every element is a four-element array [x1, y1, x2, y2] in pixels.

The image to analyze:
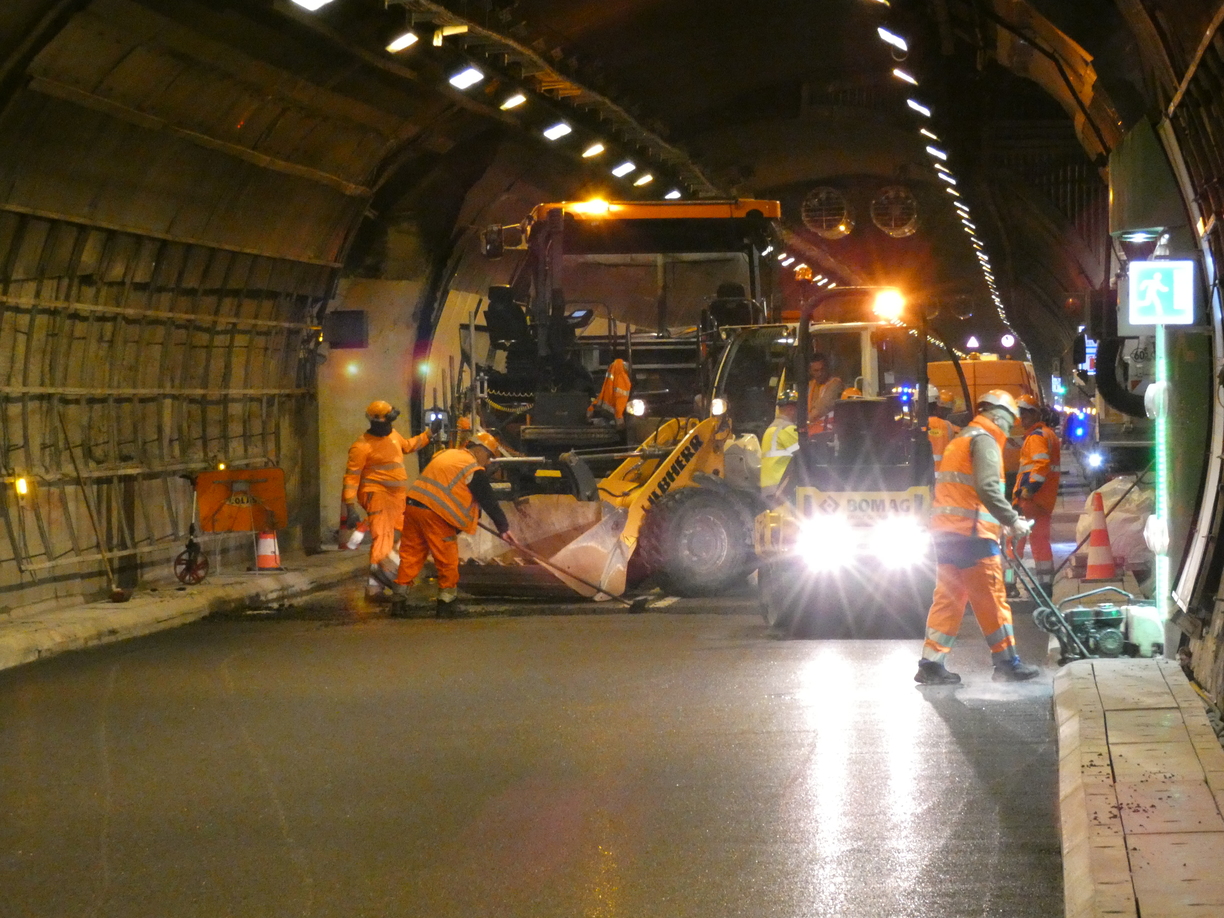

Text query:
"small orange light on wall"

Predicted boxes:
[[15, 477, 28, 496]]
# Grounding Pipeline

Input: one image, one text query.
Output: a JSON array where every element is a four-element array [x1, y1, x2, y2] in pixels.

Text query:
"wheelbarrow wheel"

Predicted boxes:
[[174, 546, 209, 585]]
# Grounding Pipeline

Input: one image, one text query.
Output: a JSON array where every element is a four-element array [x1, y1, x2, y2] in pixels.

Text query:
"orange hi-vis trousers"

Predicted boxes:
[[1013, 500, 1054, 583], [395, 504, 461, 590], [921, 554, 1018, 665], [359, 488, 405, 569]]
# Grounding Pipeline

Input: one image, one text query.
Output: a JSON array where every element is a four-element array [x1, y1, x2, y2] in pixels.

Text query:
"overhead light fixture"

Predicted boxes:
[[543, 122, 572, 140], [946, 187, 960, 197], [385, 31, 419, 52], [907, 99, 931, 117], [925, 145, 948, 160], [920, 128, 939, 140], [633, 173, 654, 186], [777, 252, 789, 261], [664, 189, 682, 199], [934, 163, 951, 174], [781, 257, 796, 266], [878, 28, 908, 52], [500, 93, 526, 110], [291, 0, 334, 9], [582, 142, 605, 158], [892, 68, 917, 85], [937, 173, 957, 185], [611, 161, 635, 177], [434, 24, 468, 46], [449, 67, 484, 89]]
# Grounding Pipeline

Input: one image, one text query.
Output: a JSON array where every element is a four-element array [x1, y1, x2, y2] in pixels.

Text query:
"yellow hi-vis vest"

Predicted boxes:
[[930, 414, 1007, 540], [405, 448, 481, 533], [760, 417, 799, 493]]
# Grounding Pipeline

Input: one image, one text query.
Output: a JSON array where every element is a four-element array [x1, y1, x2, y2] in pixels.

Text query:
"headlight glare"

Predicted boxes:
[[797, 516, 856, 570], [870, 516, 930, 567]]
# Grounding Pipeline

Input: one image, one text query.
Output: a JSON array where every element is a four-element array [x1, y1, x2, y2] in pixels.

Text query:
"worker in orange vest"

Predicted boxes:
[[926, 384, 959, 468], [916, 389, 1039, 685], [591, 358, 632, 421], [1012, 393, 1061, 595], [807, 351, 843, 432], [341, 400, 432, 599], [392, 440, 519, 617]]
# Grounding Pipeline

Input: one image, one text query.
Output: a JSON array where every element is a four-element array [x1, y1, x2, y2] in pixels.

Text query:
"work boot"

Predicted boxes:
[[914, 660, 961, 685], [993, 656, 1040, 682], [435, 587, 463, 619]]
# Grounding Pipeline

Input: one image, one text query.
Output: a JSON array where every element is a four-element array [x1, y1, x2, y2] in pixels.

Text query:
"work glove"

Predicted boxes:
[[1005, 518, 1034, 539], [344, 502, 360, 529]]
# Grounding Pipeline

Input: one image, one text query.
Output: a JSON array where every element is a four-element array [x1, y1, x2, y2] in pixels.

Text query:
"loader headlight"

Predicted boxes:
[[710, 397, 728, 417], [869, 516, 930, 568], [626, 398, 647, 417], [796, 516, 856, 571]]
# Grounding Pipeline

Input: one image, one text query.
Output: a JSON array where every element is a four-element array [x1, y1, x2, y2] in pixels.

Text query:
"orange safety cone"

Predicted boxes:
[[255, 531, 283, 571], [1083, 492, 1117, 581]]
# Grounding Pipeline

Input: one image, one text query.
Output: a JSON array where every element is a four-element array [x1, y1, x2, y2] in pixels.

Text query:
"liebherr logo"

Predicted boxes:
[[646, 435, 704, 506]]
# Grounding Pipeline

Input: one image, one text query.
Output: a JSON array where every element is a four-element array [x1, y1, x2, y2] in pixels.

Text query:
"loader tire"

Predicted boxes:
[[637, 487, 756, 597]]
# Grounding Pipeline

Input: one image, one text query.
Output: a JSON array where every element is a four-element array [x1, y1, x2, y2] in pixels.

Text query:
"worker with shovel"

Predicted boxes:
[[391, 439, 519, 617]]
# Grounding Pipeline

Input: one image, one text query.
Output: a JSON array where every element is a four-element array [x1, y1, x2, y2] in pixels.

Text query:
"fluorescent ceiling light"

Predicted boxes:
[[449, 67, 484, 89], [907, 99, 931, 117], [665, 189, 682, 199], [892, 68, 917, 85], [500, 93, 526, 110], [291, 0, 334, 9], [781, 257, 796, 266], [633, 173, 654, 186], [962, 220, 976, 229], [878, 28, 908, 52], [611, 160, 635, 177], [920, 128, 939, 140], [543, 122, 572, 140], [946, 187, 960, 197], [934, 163, 951, 174], [386, 31, 419, 52], [925, 145, 947, 160], [582, 143, 605, 158], [937, 172, 957, 185]]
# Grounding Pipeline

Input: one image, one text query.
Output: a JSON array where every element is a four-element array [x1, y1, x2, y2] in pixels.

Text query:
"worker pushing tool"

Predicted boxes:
[[915, 389, 1040, 685], [341, 400, 433, 599], [1011, 393, 1061, 595], [392, 440, 519, 617]]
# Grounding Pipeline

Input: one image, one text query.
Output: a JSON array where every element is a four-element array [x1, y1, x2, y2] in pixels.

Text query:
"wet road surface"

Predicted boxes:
[[0, 585, 1060, 917]]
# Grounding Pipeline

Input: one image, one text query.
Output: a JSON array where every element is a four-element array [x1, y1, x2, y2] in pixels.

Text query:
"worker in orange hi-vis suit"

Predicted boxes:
[[806, 351, 843, 432], [341, 400, 432, 599], [926, 384, 960, 467], [915, 389, 1040, 686], [591, 358, 631, 420], [1011, 393, 1062, 595], [392, 440, 519, 618]]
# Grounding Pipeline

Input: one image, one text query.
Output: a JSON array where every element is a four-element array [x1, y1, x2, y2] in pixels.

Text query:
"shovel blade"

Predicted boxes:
[[547, 506, 631, 599]]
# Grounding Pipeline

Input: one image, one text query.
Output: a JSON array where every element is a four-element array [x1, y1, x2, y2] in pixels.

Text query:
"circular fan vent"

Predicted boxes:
[[871, 185, 919, 238], [801, 187, 853, 240]]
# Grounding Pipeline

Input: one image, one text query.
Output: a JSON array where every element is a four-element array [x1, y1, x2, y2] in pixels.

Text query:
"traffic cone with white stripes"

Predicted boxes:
[[1083, 492, 1118, 581], [254, 531, 283, 571]]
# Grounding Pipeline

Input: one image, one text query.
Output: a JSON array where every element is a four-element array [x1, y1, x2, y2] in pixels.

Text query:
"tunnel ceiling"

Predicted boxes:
[[0, 0, 1141, 372]]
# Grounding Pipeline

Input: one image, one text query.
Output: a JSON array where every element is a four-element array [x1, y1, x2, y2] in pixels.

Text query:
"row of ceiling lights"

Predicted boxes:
[[873, 19, 1018, 344], [291, 0, 684, 199]]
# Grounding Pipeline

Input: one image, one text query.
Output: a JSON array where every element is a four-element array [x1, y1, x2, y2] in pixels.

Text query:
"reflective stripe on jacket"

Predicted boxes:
[[930, 414, 1008, 540], [1014, 423, 1061, 513], [927, 416, 958, 466], [593, 358, 632, 418], [342, 429, 431, 501], [405, 448, 482, 533], [760, 416, 799, 492]]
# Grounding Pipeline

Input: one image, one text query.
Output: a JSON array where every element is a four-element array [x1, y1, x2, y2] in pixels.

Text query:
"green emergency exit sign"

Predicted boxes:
[[1127, 260, 1195, 325]]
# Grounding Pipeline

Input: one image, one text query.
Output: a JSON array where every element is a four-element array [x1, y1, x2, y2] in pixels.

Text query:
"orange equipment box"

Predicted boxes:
[[196, 468, 288, 533]]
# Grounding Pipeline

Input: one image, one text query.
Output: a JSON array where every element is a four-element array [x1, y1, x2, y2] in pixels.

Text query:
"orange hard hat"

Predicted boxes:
[[841, 387, 863, 399], [1016, 393, 1040, 412], [365, 400, 396, 422], [457, 416, 472, 431]]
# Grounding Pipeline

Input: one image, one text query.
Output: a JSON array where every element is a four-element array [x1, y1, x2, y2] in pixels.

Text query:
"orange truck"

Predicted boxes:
[[927, 354, 1043, 478]]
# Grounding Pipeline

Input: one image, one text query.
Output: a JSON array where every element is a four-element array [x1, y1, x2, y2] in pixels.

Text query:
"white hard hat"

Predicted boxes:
[[927, 384, 940, 404], [977, 388, 1019, 419]]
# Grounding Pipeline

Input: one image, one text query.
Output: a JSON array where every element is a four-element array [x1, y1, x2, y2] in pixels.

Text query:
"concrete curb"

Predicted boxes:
[[1054, 658, 1224, 918], [0, 551, 368, 673]]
